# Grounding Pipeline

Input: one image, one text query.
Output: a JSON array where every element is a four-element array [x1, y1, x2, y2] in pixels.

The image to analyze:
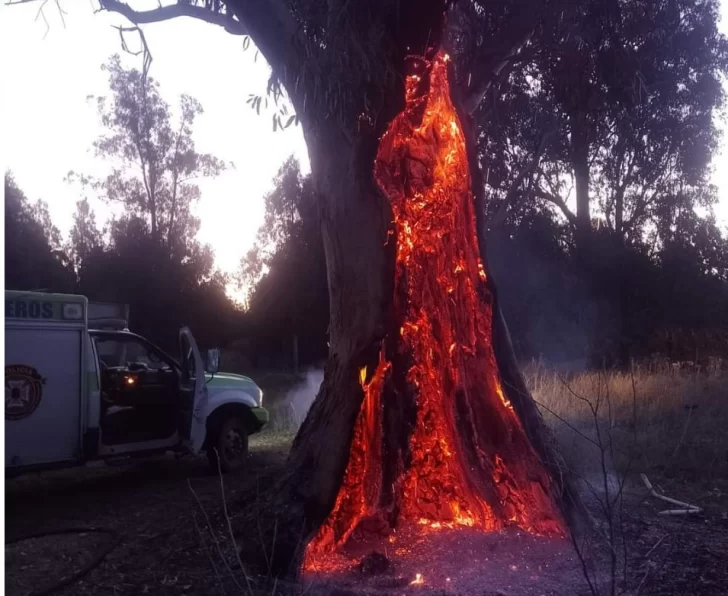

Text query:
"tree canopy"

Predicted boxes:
[[239, 157, 329, 369], [473, 0, 728, 248], [69, 55, 228, 260], [5, 174, 75, 293]]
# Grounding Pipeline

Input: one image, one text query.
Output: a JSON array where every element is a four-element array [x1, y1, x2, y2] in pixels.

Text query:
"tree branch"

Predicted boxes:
[[90, 0, 309, 113], [9, 0, 308, 84], [463, 56, 513, 115], [488, 130, 554, 230], [221, 1, 310, 108], [97, 0, 248, 35], [534, 187, 577, 225], [461, 5, 538, 115]]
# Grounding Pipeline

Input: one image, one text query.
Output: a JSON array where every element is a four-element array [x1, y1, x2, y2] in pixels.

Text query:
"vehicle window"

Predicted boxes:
[[126, 341, 171, 371], [95, 337, 172, 371], [95, 337, 125, 368]]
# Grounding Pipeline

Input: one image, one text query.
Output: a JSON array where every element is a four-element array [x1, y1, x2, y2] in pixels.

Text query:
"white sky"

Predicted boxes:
[[1, 1, 727, 295]]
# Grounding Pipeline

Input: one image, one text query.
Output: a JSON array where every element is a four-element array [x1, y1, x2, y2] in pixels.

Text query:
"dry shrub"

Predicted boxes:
[[524, 360, 728, 483]]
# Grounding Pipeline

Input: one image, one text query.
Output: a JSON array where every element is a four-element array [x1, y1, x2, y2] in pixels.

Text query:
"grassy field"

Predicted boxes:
[[525, 361, 728, 485]]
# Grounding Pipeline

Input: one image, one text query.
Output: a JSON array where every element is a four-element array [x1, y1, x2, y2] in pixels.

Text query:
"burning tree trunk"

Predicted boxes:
[[297, 50, 581, 573], [260, 48, 586, 583]]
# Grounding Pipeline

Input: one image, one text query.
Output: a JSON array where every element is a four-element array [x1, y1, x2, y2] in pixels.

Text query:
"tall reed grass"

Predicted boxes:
[[525, 360, 728, 482]]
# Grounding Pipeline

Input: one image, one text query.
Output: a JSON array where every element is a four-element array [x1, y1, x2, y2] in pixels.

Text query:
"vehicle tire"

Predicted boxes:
[[207, 416, 249, 474]]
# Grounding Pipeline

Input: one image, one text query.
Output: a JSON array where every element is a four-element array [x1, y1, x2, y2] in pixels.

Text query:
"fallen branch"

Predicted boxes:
[[640, 474, 701, 514], [657, 509, 701, 516], [643, 534, 669, 558]]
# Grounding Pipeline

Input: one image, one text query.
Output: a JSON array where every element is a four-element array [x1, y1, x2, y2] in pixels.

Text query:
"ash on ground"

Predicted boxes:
[[303, 525, 588, 596]]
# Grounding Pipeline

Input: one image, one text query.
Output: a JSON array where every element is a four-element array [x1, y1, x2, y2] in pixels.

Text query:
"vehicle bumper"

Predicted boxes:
[[251, 407, 269, 430]]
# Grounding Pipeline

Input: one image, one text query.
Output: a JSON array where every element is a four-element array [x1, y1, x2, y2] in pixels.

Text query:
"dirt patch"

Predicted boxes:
[[5, 432, 292, 596], [619, 478, 728, 596], [6, 531, 117, 596], [5, 435, 728, 596]]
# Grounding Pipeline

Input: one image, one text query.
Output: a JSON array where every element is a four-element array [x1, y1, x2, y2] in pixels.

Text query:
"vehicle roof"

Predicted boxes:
[[5, 290, 87, 304]]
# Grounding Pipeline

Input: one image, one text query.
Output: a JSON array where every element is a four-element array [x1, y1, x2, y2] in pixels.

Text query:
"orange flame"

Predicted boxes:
[[303, 350, 390, 567], [303, 52, 566, 572]]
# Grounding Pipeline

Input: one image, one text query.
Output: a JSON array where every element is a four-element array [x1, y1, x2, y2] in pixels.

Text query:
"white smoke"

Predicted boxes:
[[284, 369, 324, 429]]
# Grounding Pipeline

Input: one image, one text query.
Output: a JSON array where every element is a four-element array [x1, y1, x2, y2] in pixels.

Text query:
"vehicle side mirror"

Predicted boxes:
[[205, 348, 220, 375]]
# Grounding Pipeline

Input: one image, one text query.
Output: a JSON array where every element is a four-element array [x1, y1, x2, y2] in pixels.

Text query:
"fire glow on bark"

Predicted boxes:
[[304, 53, 566, 572]]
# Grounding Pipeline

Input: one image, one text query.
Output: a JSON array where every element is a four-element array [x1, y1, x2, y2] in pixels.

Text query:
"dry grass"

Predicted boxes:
[[250, 357, 728, 482], [524, 360, 728, 484]]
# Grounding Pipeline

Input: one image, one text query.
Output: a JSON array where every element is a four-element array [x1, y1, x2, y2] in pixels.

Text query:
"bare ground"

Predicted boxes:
[[5, 433, 289, 596], [5, 433, 728, 596]]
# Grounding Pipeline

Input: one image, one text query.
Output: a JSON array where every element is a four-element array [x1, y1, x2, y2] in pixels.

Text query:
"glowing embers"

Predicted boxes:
[[303, 350, 390, 571], [379, 52, 498, 533], [304, 51, 567, 574], [375, 51, 566, 539]]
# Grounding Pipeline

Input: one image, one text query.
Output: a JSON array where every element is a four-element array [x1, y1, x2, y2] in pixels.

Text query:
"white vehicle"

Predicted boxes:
[[5, 290, 268, 476]]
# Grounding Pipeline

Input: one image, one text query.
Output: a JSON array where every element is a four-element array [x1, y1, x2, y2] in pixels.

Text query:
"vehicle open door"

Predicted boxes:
[[178, 327, 209, 453]]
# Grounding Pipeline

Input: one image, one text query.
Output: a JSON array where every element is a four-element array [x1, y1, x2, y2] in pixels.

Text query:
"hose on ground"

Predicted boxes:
[[6, 527, 121, 596]]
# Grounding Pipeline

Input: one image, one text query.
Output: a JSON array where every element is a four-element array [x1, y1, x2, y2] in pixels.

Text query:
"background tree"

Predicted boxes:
[[67, 56, 239, 350], [475, 0, 728, 251], [67, 198, 105, 271], [70, 54, 227, 260], [239, 157, 328, 369], [5, 173, 74, 292], [462, 0, 728, 365]]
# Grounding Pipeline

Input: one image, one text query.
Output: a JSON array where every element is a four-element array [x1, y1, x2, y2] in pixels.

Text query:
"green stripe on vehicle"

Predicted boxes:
[[251, 407, 269, 426]]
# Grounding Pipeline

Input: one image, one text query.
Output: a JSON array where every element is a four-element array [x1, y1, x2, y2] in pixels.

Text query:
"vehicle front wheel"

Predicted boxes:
[[207, 416, 249, 474]]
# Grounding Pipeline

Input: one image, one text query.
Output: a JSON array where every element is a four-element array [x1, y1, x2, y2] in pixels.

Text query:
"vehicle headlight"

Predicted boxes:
[[258, 389, 264, 407]]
